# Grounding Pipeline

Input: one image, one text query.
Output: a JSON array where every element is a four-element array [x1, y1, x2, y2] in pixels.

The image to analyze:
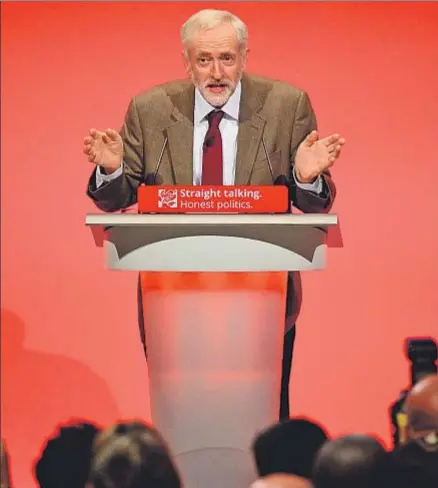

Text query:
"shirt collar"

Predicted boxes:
[[194, 81, 241, 123]]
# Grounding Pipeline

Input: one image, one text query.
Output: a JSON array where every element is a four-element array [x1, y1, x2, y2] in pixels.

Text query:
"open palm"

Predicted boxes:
[[83, 128, 123, 173], [295, 130, 345, 183]]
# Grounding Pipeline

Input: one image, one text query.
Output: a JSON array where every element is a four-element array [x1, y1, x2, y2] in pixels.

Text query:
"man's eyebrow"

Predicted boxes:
[[196, 50, 236, 57]]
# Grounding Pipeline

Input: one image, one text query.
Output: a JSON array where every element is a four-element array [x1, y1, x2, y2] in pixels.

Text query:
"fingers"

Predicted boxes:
[[324, 134, 346, 160], [105, 128, 119, 140], [329, 144, 342, 158], [89, 129, 100, 141], [83, 143, 93, 156], [323, 133, 346, 148], [323, 133, 341, 146], [86, 128, 119, 145], [83, 136, 94, 154], [304, 130, 318, 147], [89, 128, 109, 138], [84, 128, 118, 164], [327, 139, 346, 151], [84, 130, 100, 163], [102, 129, 119, 144], [320, 137, 345, 169], [83, 144, 96, 162], [325, 144, 344, 168]]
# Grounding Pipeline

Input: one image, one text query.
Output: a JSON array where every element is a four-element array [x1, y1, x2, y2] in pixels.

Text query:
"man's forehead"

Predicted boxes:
[[191, 25, 239, 49]]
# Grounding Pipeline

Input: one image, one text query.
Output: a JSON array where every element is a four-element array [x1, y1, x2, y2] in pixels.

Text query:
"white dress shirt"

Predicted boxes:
[[96, 82, 322, 193]]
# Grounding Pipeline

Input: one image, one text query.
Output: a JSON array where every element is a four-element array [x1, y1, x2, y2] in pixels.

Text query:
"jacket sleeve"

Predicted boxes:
[[289, 90, 336, 213], [86, 96, 145, 212]]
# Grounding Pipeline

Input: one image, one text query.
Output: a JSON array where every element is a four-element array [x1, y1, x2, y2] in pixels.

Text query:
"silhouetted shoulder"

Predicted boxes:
[[1, 439, 11, 488]]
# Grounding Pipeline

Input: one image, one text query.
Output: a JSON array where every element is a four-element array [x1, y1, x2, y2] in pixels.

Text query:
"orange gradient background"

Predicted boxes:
[[1, 2, 438, 486]]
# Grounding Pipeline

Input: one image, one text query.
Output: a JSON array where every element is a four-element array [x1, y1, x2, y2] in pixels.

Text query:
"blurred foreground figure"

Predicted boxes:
[[252, 417, 329, 481], [35, 421, 101, 488], [392, 374, 438, 488], [312, 434, 389, 488], [88, 421, 181, 488], [1, 440, 12, 488], [404, 373, 438, 446], [251, 473, 312, 488]]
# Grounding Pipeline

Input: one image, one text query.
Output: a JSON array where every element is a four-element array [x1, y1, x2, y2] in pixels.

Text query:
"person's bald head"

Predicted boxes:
[[251, 473, 312, 488], [404, 374, 438, 450], [312, 434, 389, 488]]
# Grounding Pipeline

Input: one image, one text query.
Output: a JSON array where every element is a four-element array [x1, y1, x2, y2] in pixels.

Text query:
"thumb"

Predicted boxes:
[[304, 130, 318, 147]]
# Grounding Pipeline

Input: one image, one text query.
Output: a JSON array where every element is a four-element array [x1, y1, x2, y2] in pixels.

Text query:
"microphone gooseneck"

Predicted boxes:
[[152, 136, 168, 185], [261, 137, 275, 184]]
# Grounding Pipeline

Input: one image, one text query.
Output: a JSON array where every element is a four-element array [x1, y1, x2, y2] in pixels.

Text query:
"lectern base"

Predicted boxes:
[[140, 272, 288, 488]]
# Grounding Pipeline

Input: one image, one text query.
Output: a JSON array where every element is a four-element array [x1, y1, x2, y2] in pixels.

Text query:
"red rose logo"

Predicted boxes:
[[158, 189, 178, 208]]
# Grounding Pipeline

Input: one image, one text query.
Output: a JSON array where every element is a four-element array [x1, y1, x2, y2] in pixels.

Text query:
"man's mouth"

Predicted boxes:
[[206, 84, 229, 93]]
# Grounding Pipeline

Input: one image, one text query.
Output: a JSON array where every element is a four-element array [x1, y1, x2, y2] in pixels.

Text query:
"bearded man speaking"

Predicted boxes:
[[84, 8, 345, 420]]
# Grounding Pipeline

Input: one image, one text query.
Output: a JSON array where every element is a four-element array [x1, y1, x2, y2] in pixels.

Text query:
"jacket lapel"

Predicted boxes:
[[235, 74, 266, 185], [165, 84, 195, 185], [162, 75, 266, 185]]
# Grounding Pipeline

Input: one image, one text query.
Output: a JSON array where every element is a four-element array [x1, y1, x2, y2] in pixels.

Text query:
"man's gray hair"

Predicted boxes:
[[181, 9, 248, 53]]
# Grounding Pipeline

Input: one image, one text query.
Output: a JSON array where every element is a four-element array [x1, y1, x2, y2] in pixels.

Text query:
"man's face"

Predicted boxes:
[[184, 22, 247, 107]]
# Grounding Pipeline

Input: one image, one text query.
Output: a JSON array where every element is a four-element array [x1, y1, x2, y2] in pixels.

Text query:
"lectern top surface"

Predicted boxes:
[[85, 213, 338, 227]]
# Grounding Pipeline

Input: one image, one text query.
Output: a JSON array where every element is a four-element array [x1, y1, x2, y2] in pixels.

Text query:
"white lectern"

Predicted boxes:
[[86, 213, 338, 488]]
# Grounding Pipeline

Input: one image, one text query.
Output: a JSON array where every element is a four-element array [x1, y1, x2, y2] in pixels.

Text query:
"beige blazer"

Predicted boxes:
[[87, 72, 336, 326]]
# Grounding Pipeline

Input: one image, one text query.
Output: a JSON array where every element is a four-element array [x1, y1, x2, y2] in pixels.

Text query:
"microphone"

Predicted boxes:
[[261, 137, 275, 183], [260, 137, 290, 213], [152, 136, 168, 185]]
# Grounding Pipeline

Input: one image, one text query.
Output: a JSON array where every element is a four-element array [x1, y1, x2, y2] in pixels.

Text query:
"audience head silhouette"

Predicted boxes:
[[251, 473, 312, 488], [88, 421, 181, 488], [34, 421, 101, 488], [252, 417, 329, 480], [312, 434, 389, 488]]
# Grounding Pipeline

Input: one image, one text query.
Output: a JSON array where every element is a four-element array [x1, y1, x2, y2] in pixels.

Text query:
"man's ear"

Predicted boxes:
[[242, 47, 250, 70], [181, 50, 191, 76]]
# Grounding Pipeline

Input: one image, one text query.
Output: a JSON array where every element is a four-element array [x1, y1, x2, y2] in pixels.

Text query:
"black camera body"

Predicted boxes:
[[389, 337, 437, 447]]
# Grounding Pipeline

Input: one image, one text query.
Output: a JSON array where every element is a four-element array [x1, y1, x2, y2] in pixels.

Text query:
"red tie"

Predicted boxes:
[[201, 110, 224, 185]]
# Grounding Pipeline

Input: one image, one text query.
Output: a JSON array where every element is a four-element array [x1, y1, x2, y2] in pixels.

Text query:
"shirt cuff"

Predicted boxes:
[[293, 167, 323, 195], [95, 163, 123, 189]]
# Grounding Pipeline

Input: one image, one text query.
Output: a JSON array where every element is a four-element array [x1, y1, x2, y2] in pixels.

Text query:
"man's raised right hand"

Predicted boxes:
[[83, 128, 123, 174]]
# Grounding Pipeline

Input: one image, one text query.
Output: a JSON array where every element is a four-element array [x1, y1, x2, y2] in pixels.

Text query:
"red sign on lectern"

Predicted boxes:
[[137, 185, 288, 213]]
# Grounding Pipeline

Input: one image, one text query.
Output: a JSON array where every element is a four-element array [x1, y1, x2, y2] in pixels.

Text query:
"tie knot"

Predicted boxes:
[[207, 110, 224, 128]]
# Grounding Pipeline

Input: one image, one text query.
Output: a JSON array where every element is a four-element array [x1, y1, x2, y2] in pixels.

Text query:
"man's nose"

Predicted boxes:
[[211, 60, 223, 80]]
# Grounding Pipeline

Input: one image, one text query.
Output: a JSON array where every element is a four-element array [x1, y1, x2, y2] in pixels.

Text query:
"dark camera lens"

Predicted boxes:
[[389, 337, 437, 448], [405, 338, 437, 385], [406, 338, 438, 363]]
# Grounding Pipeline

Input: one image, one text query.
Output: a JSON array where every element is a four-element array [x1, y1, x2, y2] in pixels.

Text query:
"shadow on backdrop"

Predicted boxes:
[[0, 308, 121, 488]]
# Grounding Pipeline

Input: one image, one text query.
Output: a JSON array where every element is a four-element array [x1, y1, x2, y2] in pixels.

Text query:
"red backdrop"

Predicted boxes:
[[1, 2, 438, 486]]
